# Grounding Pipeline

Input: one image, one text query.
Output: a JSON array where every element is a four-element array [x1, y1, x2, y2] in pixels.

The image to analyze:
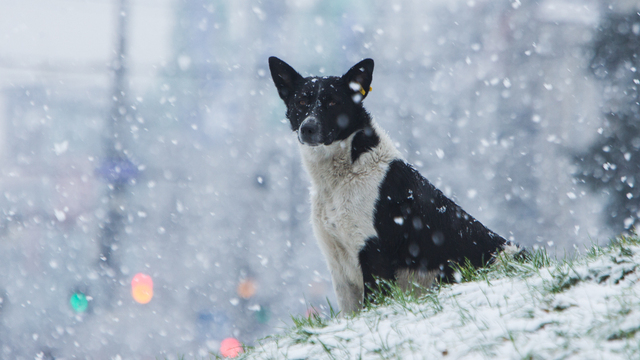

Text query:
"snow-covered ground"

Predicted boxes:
[[244, 237, 640, 359]]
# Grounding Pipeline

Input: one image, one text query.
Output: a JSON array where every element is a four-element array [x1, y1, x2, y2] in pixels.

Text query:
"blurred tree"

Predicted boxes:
[[576, 11, 640, 233]]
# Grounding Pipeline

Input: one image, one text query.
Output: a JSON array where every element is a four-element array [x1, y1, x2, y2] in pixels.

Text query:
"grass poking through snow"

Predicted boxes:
[[234, 235, 640, 359]]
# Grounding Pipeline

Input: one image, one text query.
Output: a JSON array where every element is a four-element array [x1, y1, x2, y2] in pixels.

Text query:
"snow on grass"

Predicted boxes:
[[238, 236, 640, 359]]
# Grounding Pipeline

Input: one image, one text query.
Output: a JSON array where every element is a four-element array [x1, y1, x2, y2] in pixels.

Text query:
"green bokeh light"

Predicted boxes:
[[70, 293, 88, 313], [254, 306, 270, 324]]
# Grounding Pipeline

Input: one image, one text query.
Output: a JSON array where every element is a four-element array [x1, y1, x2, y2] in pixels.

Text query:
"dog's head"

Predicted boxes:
[[268, 57, 374, 146]]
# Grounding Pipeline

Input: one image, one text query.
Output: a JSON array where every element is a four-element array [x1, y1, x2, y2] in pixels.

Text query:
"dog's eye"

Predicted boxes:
[[299, 100, 307, 105]]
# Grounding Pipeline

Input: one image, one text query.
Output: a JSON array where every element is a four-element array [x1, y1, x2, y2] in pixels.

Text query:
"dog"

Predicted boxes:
[[268, 57, 520, 315]]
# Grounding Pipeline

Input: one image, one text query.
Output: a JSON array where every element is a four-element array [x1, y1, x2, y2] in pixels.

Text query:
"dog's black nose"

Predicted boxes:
[[299, 118, 322, 145], [300, 121, 317, 137]]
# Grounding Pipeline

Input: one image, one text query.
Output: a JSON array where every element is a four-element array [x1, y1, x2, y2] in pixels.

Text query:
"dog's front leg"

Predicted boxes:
[[327, 256, 364, 316], [313, 226, 364, 315]]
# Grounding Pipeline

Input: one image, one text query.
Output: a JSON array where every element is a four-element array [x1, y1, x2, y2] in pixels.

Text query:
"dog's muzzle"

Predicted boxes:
[[298, 117, 322, 146]]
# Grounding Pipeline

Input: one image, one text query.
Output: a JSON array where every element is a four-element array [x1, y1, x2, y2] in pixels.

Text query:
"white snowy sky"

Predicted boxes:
[[0, 0, 174, 87]]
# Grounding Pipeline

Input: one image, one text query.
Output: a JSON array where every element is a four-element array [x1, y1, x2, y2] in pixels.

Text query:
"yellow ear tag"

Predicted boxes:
[[359, 86, 372, 96]]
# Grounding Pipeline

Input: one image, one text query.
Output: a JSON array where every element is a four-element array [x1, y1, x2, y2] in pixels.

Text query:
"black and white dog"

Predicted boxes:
[[269, 57, 520, 314]]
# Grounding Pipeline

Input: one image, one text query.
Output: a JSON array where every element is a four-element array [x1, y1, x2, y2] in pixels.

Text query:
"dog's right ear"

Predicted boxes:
[[269, 57, 304, 102]]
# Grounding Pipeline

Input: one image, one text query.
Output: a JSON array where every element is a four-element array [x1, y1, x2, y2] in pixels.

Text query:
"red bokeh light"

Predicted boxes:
[[220, 337, 243, 358]]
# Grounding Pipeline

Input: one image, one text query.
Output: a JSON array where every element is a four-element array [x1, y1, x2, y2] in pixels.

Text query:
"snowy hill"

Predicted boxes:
[[240, 236, 640, 359]]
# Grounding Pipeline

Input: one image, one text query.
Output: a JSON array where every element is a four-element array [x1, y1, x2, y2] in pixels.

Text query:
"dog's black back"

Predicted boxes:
[[360, 159, 507, 298]]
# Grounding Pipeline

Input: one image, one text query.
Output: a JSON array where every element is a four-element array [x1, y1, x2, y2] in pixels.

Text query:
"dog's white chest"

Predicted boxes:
[[312, 174, 381, 246], [301, 140, 390, 253]]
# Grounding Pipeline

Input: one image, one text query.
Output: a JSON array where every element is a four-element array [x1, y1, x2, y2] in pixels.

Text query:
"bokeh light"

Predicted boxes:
[[254, 306, 271, 324], [236, 278, 256, 299], [69, 293, 88, 313], [305, 307, 319, 318], [131, 273, 153, 304], [220, 337, 243, 358]]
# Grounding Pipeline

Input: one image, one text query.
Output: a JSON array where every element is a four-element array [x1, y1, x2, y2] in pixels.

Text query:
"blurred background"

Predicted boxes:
[[0, 0, 638, 358]]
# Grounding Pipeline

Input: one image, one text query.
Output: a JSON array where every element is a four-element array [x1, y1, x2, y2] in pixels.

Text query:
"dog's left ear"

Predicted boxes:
[[342, 59, 374, 102]]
